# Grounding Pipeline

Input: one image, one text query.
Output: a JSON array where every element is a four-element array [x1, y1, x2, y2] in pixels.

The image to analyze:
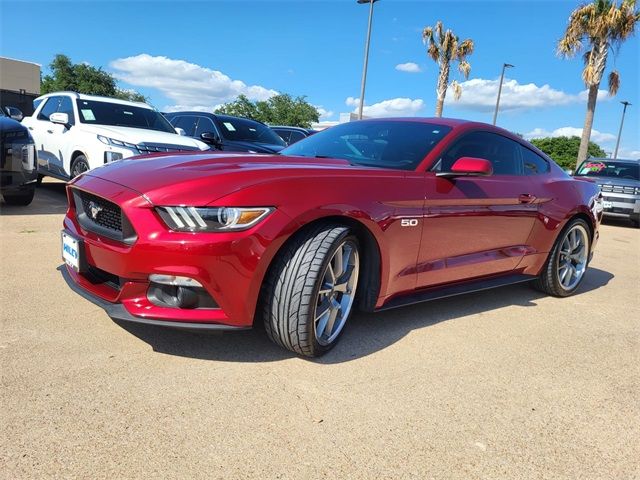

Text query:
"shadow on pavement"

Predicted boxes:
[[117, 267, 614, 364], [0, 180, 68, 216]]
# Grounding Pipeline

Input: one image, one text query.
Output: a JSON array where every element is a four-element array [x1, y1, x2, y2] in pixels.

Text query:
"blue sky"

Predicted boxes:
[[1, 0, 638, 156]]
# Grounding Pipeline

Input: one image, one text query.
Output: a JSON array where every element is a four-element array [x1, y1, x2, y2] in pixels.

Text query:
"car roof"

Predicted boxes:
[[34, 91, 152, 109]]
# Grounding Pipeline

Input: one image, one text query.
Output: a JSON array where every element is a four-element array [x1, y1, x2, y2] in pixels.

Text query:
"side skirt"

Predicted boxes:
[[377, 273, 536, 311]]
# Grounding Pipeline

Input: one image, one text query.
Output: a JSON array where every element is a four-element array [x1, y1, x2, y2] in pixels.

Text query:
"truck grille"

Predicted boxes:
[[599, 184, 636, 195], [136, 143, 200, 154], [72, 189, 137, 244]]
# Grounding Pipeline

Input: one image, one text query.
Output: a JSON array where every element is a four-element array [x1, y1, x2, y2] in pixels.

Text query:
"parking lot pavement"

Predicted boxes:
[[1, 178, 638, 479]]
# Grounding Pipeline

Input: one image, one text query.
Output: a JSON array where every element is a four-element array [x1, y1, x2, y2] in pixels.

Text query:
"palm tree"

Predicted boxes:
[[558, 0, 638, 167], [422, 21, 474, 117]]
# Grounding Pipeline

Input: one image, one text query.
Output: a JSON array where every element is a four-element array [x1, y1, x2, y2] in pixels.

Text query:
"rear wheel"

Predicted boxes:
[[532, 218, 590, 297], [2, 186, 35, 206], [70, 155, 90, 178], [262, 224, 360, 357]]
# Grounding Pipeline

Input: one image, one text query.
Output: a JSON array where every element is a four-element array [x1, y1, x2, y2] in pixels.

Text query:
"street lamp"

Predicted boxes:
[[492, 63, 514, 125], [357, 0, 380, 120], [613, 101, 631, 160]]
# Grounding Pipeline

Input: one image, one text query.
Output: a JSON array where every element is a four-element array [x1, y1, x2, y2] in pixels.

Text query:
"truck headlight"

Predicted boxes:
[[156, 206, 273, 232]]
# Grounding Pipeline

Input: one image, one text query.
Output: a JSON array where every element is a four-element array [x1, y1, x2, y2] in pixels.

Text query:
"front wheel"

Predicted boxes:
[[532, 218, 590, 297], [70, 155, 90, 178], [262, 224, 360, 357], [2, 186, 35, 206]]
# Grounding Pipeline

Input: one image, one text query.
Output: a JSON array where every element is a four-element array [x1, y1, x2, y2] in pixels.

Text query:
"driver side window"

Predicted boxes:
[[434, 131, 524, 175], [37, 97, 62, 122]]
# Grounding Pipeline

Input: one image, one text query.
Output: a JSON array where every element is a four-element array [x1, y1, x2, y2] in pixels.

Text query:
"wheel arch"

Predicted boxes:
[[253, 214, 383, 326]]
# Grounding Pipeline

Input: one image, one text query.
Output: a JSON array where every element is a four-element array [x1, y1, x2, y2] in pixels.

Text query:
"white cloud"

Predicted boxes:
[[110, 54, 278, 111], [524, 127, 617, 144], [445, 78, 610, 112], [616, 148, 640, 159], [314, 106, 334, 120], [345, 96, 425, 117], [395, 62, 421, 73]]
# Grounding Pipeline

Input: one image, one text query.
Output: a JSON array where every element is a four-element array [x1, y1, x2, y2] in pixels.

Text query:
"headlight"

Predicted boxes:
[[156, 206, 273, 232], [97, 135, 137, 150]]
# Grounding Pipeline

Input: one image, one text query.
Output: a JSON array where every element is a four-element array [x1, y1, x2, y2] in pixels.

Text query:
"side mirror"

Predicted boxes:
[[437, 157, 493, 178], [5, 107, 23, 122], [49, 112, 70, 127], [200, 131, 221, 145], [175, 127, 186, 136]]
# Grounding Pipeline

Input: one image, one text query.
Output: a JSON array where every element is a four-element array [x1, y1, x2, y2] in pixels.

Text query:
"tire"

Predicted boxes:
[[2, 186, 35, 206], [36, 174, 44, 186], [630, 218, 640, 229], [532, 218, 591, 297], [70, 155, 90, 178], [262, 224, 360, 357]]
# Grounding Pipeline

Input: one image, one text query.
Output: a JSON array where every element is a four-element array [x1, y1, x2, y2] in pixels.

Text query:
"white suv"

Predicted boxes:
[[22, 92, 209, 179]]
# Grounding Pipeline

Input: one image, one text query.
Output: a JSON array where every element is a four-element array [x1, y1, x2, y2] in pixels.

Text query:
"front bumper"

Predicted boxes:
[[61, 176, 290, 329], [601, 192, 640, 221], [60, 265, 248, 331]]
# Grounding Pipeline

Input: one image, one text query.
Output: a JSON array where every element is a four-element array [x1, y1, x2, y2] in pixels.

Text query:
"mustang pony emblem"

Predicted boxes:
[[88, 201, 103, 220]]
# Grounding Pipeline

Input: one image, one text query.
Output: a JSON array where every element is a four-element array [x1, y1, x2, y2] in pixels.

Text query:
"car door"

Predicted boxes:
[[29, 96, 64, 176], [47, 96, 76, 177], [194, 116, 222, 149], [416, 131, 538, 288]]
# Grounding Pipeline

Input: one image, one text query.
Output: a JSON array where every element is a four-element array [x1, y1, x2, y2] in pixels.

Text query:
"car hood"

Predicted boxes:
[[79, 153, 355, 206], [79, 124, 208, 150], [574, 175, 639, 187]]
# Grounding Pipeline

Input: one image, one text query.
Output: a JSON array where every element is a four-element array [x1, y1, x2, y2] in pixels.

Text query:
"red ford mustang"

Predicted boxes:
[[61, 118, 602, 356]]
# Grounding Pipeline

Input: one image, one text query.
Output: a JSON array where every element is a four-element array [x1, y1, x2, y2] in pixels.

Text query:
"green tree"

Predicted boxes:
[[215, 94, 319, 128], [557, 0, 638, 168], [422, 21, 474, 117], [41, 54, 147, 102], [530, 136, 606, 170]]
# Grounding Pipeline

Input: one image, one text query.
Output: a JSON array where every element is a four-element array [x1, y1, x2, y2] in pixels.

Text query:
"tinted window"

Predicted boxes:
[[33, 98, 44, 112], [289, 131, 306, 144], [38, 97, 61, 121], [575, 160, 639, 180], [76, 99, 175, 133], [435, 131, 523, 175], [275, 129, 291, 144], [58, 96, 76, 125], [281, 121, 452, 170], [170, 115, 198, 137], [195, 117, 217, 137], [216, 116, 285, 146], [521, 146, 549, 175]]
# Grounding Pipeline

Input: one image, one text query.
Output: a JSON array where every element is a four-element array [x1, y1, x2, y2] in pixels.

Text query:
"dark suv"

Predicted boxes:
[[0, 109, 37, 206], [574, 157, 640, 227], [164, 112, 286, 154], [271, 126, 318, 146]]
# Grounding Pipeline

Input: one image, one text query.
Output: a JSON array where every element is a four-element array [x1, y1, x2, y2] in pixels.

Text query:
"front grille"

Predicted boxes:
[[78, 191, 122, 233], [135, 143, 200, 154], [599, 184, 636, 195], [72, 189, 137, 244]]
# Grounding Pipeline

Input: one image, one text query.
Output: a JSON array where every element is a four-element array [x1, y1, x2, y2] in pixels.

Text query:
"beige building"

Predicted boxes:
[[0, 57, 41, 115]]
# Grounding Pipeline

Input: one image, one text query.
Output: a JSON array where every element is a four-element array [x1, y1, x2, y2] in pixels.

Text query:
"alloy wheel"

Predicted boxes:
[[313, 240, 359, 346], [557, 224, 589, 291]]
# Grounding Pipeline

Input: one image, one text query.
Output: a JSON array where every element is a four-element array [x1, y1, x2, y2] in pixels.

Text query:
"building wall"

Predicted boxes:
[[0, 57, 41, 94]]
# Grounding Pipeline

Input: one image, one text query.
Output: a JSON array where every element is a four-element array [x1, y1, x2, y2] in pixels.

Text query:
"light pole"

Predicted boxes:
[[613, 101, 631, 159], [492, 63, 514, 125], [357, 0, 379, 120]]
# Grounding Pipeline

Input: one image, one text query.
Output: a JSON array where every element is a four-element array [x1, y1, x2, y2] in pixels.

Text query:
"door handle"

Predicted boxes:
[[28, 126, 34, 130], [46, 130, 54, 134], [518, 193, 536, 204]]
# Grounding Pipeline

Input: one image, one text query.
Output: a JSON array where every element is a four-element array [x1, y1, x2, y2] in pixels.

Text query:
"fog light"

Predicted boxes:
[[104, 151, 124, 163], [148, 274, 202, 287]]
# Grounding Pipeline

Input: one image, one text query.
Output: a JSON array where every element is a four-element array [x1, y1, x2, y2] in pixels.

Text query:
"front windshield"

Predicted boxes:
[[217, 116, 285, 146], [280, 120, 452, 170], [575, 160, 639, 181], [75, 99, 176, 133]]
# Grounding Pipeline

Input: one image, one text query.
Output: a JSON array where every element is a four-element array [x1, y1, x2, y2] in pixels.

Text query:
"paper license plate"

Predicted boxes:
[[62, 231, 81, 271]]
